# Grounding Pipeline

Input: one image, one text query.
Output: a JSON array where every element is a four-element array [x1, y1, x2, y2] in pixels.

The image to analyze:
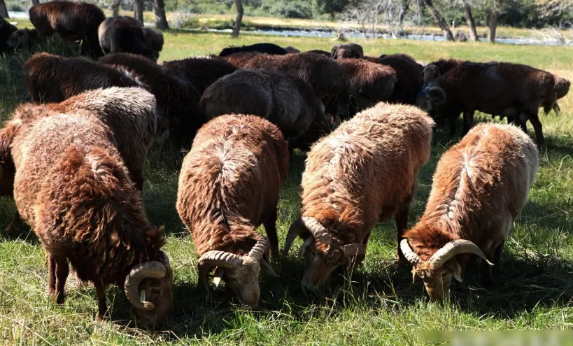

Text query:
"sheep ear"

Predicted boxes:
[[213, 267, 225, 287]]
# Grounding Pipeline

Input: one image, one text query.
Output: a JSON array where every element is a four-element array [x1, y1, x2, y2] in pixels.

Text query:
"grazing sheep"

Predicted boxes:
[[24, 53, 140, 103], [6, 28, 41, 50], [400, 123, 538, 300], [200, 69, 330, 145], [364, 54, 423, 105], [99, 53, 204, 144], [552, 75, 570, 113], [422, 58, 466, 85], [162, 57, 238, 95], [284, 103, 434, 292], [328, 58, 398, 120], [225, 52, 347, 103], [98, 16, 155, 61], [416, 61, 556, 147], [142, 28, 163, 60], [176, 114, 288, 305], [8, 110, 172, 323], [0, 16, 18, 53], [219, 42, 288, 56], [29, 1, 105, 57], [331, 43, 364, 59]]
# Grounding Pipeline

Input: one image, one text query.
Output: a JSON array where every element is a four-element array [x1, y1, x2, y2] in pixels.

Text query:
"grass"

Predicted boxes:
[[1, 27, 573, 345]]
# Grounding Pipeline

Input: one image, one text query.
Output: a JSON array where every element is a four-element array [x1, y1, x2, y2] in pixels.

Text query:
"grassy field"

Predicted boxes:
[[1, 28, 573, 345]]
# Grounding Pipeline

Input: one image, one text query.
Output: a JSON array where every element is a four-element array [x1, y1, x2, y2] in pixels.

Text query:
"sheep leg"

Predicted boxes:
[[528, 113, 545, 149], [54, 255, 69, 304], [492, 240, 505, 276], [449, 115, 457, 135], [48, 255, 56, 296], [263, 208, 280, 259], [462, 111, 474, 134], [94, 281, 108, 321], [395, 196, 413, 261]]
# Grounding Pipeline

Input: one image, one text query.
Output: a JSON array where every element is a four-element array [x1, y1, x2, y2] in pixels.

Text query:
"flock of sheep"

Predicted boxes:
[[0, 0, 567, 328]]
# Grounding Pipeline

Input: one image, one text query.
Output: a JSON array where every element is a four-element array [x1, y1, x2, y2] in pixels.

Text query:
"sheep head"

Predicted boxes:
[[422, 64, 440, 85], [198, 237, 277, 306], [400, 238, 493, 301], [124, 250, 174, 325], [415, 85, 446, 113], [284, 217, 366, 293], [554, 76, 570, 100]]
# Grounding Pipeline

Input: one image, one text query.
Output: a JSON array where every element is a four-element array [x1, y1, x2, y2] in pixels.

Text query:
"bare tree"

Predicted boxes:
[[461, 0, 479, 41], [231, 0, 243, 38], [111, 0, 121, 16], [487, 9, 499, 42], [134, 0, 144, 25], [423, 0, 455, 41], [537, 0, 573, 18], [0, 0, 8, 18], [153, 0, 169, 29]]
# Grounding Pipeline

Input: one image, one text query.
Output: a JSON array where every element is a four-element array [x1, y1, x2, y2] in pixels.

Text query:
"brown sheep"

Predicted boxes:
[[401, 123, 538, 300], [222, 52, 347, 103], [219, 43, 288, 56], [98, 16, 156, 61], [29, 1, 105, 57], [0, 16, 18, 53], [99, 53, 204, 144], [24, 53, 140, 104], [364, 54, 423, 105], [200, 69, 330, 146], [284, 103, 434, 292], [422, 58, 466, 85], [331, 43, 364, 59], [305, 50, 331, 57], [7, 110, 172, 324], [176, 114, 288, 306], [6, 28, 41, 50], [284, 46, 301, 53], [328, 58, 397, 120], [552, 75, 570, 113], [162, 57, 238, 95], [142, 28, 164, 60], [416, 61, 556, 148]]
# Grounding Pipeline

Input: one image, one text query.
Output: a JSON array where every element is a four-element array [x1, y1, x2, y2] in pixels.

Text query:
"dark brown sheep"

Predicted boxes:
[[364, 54, 423, 105], [142, 28, 163, 60], [331, 43, 364, 59], [99, 53, 204, 144], [401, 124, 538, 300], [8, 109, 172, 324], [200, 69, 330, 145], [416, 61, 557, 147], [284, 103, 434, 292], [219, 43, 288, 56], [6, 28, 41, 50], [29, 1, 105, 57], [0, 16, 18, 53], [98, 16, 155, 61], [162, 57, 238, 95], [305, 50, 331, 57], [24, 53, 140, 104], [176, 114, 288, 306], [422, 58, 466, 85]]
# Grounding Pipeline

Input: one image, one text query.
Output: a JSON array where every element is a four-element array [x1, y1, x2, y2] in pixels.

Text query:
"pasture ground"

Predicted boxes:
[[0, 29, 572, 345]]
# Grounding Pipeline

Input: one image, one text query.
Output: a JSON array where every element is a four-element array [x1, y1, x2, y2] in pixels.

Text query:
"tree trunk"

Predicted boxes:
[[231, 0, 243, 38], [462, 0, 478, 41], [488, 10, 499, 42], [153, 0, 169, 30], [423, 0, 454, 41], [111, 0, 121, 17], [398, 0, 410, 26], [0, 0, 8, 18], [134, 0, 144, 25]]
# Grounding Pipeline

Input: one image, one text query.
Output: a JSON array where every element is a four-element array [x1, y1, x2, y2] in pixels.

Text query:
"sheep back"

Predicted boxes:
[[162, 57, 238, 95]]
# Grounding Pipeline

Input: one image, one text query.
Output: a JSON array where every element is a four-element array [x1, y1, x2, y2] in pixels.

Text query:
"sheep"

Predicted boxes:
[[422, 58, 466, 85], [176, 114, 288, 306], [328, 58, 397, 120], [219, 42, 288, 56], [331, 43, 364, 59], [162, 57, 238, 95], [552, 75, 570, 113], [6, 28, 41, 50], [24, 53, 140, 103], [223, 52, 347, 103], [200, 69, 330, 147], [416, 61, 556, 148], [142, 28, 163, 60], [99, 53, 204, 144], [306, 50, 331, 57], [98, 16, 156, 61], [400, 123, 538, 300], [0, 16, 18, 53], [284, 103, 434, 292], [29, 1, 105, 57], [364, 54, 423, 105], [284, 46, 301, 53], [7, 109, 172, 324]]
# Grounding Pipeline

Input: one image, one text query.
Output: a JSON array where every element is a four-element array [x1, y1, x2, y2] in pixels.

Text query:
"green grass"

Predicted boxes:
[[1, 28, 573, 345]]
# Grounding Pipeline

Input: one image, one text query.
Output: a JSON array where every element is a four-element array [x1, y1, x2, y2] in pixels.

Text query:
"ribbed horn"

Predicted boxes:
[[124, 261, 167, 311], [284, 219, 305, 256], [248, 237, 269, 260], [429, 239, 493, 269], [400, 239, 421, 265], [198, 251, 243, 292], [301, 217, 332, 244]]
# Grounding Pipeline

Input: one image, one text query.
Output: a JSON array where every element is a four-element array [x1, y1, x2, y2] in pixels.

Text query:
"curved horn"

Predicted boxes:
[[124, 261, 167, 311], [301, 217, 332, 244], [160, 250, 170, 268], [248, 237, 269, 260], [198, 251, 243, 291], [299, 237, 315, 257], [342, 243, 366, 258], [260, 259, 278, 277], [284, 219, 305, 255], [429, 239, 493, 269], [400, 239, 421, 265]]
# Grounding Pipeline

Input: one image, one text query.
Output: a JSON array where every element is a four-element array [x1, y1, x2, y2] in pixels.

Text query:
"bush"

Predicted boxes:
[[261, 0, 313, 19]]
